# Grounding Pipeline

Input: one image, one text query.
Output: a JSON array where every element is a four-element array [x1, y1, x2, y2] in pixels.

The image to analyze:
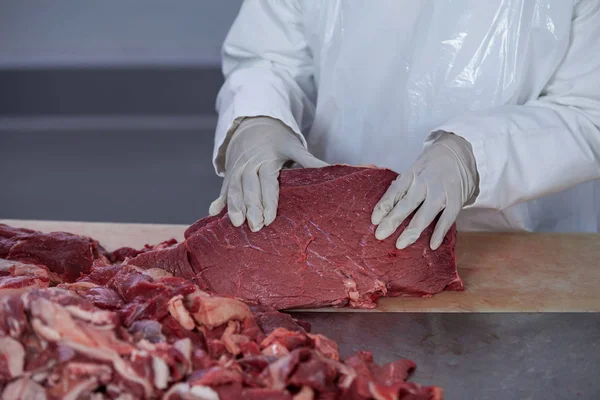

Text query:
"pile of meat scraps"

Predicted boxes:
[[0, 222, 443, 399], [128, 166, 463, 309]]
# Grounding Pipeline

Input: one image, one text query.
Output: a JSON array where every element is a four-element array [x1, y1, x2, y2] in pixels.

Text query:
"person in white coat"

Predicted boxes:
[[209, 0, 600, 250]]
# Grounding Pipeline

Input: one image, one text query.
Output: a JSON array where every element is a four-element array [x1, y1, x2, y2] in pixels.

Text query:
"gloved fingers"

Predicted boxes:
[[209, 194, 226, 216], [395, 195, 444, 250], [430, 200, 461, 250], [259, 160, 286, 226], [371, 173, 413, 225], [374, 181, 425, 241], [208, 174, 230, 216], [290, 149, 329, 169], [242, 167, 265, 232], [226, 167, 247, 227]]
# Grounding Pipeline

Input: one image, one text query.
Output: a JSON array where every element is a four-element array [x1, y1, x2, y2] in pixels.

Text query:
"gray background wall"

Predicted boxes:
[[0, 0, 241, 68], [1, 0, 243, 224]]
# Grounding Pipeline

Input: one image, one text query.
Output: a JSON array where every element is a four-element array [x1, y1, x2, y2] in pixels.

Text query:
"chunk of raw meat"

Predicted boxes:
[[128, 166, 462, 309], [60, 262, 197, 327], [108, 238, 178, 263], [0, 224, 107, 282], [0, 259, 60, 293], [0, 225, 35, 257]]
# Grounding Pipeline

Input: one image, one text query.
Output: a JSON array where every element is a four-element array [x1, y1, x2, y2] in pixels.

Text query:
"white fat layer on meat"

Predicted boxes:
[[8, 316, 22, 337], [163, 382, 189, 398], [114, 393, 136, 400], [129, 265, 173, 279], [152, 355, 170, 389], [0, 258, 16, 270], [266, 353, 294, 390], [63, 281, 100, 291], [0, 259, 31, 272], [168, 295, 195, 330], [293, 386, 315, 400], [65, 362, 112, 379], [63, 305, 115, 326], [136, 339, 156, 351], [189, 385, 220, 400], [31, 371, 50, 383], [0, 336, 25, 378], [2, 378, 47, 400], [186, 290, 251, 329], [262, 343, 289, 358], [31, 318, 61, 341], [65, 340, 154, 397], [0, 259, 49, 278], [174, 338, 193, 365], [163, 383, 221, 400], [28, 297, 154, 397], [61, 377, 99, 400]]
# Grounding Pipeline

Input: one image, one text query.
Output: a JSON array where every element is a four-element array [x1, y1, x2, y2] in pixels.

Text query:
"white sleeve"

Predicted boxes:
[[213, 0, 314, 175], [428, 0, 600, 211]]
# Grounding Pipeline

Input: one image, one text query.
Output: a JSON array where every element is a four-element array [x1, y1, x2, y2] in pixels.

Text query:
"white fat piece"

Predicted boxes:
[[61, 377, 100, 400], [168, 295, 195, 330], [2, 378, 47, 400], [0, 336, 25, 378], [63, 305, 115, 327], [189, 385, 220, 400], [152, 356, 170, 389], [174, 338, 193, 364]]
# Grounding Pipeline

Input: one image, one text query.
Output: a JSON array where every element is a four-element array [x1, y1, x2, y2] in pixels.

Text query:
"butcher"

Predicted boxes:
[[208, 0, 600, 250]]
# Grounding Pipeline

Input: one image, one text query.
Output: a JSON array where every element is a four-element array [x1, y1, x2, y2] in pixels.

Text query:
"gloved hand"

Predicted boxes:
[[209, 117, 328, 231], [371, 133, 479, 250]]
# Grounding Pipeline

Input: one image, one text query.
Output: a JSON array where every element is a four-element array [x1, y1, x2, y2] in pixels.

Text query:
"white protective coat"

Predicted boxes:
[[214, 0, 600, 233]]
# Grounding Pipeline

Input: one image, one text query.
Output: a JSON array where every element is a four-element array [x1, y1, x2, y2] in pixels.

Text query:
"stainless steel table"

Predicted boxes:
[[295, 313, 600, 400]]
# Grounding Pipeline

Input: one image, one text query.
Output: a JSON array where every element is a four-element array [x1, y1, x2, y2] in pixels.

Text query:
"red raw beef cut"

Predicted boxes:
[[108, 239, 178, 263], [0, 224, 107, 282], [128, 165, 462, 309], [0, 259, 60, 293]]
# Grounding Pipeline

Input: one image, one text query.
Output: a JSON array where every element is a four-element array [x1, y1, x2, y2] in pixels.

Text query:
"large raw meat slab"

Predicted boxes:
[[129, 166, 462, 309], [0, 224, 106, 282]]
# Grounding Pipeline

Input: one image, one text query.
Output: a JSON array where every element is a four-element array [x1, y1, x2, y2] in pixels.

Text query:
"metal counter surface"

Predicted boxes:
[[294, 312, 600, 400]]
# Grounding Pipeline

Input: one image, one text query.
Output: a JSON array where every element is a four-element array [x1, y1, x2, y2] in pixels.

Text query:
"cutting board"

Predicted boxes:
[[2, 219, 599, 313]]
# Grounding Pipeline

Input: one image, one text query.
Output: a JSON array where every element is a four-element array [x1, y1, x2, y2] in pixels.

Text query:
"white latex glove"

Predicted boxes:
[[209, 117, 328, 231], [371, 133, 479, 250]]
